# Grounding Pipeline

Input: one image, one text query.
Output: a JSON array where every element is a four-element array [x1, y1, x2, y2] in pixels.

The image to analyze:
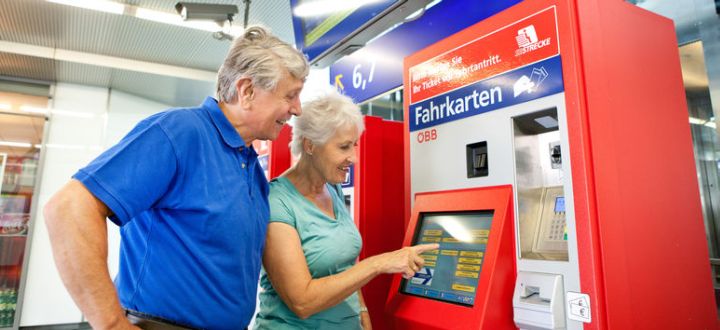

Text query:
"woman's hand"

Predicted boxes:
[[360, 310, 372, 330], [373, 244, 439, 279]]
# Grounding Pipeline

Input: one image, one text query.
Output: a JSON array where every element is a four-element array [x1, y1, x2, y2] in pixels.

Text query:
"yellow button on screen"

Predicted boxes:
[[457, 264, 481, 272], [471, 230, 490, 236], [441, 250, 459, 256], [458, 257, 482, 264], [455, 271, 479, 278], [452, 283, 476, 293]]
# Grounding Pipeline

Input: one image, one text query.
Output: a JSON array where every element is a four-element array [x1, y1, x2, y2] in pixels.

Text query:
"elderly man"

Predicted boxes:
[[43, 26, 308, 330]]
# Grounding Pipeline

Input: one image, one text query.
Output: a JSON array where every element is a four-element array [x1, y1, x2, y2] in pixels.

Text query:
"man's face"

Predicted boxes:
[[249, 71, 304, 141]]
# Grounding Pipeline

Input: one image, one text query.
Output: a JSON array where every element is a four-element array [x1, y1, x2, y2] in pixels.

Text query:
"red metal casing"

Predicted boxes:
[[355, 116, 406, 329], [399, 0, 717, 329], [386, 186, 516, 329], [253, 124, 292, 180]]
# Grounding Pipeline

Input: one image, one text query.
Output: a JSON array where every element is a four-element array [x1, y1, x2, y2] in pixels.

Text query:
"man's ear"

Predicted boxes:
[[236, 78, 254, 109]]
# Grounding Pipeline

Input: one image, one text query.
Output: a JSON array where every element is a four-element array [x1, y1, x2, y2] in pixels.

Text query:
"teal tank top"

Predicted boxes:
[[254, 177, 363, 329]]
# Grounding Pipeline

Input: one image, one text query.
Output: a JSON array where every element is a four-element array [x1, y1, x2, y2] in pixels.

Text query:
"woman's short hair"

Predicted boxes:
[[290, 90, 365, 157], [216, 26, 309, 103]]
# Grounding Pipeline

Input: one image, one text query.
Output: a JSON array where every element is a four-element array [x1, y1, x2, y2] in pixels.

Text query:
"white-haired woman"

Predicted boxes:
[[253, 90, 438, 329]]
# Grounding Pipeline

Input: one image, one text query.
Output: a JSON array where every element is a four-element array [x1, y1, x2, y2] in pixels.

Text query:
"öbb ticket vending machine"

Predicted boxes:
[[386, 0, 717, 329], [351, 116, 406, 330], [253, 125, 293, 180]]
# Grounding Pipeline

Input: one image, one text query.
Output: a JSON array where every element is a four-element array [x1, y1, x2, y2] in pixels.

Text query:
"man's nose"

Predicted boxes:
[[290, 97, 302, 116]]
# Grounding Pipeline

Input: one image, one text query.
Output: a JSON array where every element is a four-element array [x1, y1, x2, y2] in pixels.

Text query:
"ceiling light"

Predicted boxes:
[[46, 0, 124, 15], [293, 0, 383, 17], [20, 106, 49, 115], [0, 103, 11, 110], [175, 2, 238, 23], [0, 141, 33, 148], [136, 8, 222, 32], [20, 106, 95, 118]]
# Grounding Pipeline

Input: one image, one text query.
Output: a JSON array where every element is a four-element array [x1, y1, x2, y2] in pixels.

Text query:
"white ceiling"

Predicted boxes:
[[0, 0, 296, 107]]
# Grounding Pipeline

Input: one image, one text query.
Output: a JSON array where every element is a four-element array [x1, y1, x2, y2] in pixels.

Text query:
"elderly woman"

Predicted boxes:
[[253, 90, 437, 329]]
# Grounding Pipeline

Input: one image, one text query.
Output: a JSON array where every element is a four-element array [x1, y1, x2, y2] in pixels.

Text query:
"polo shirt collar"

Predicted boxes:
[[203, 96, 246, 149]]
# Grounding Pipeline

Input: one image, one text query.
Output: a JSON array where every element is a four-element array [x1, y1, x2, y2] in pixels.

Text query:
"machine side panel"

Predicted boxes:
[[268, 125, 292, 180], [575, 1, 717, 328], [357, 116, 406, 330]]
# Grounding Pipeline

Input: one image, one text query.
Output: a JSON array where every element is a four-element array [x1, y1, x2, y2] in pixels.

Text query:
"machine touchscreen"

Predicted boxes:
[[401, 211, 494, 306]]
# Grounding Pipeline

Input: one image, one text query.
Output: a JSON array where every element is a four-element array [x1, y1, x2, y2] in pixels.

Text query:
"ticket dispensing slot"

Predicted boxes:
[[513, 272, 565, 330], [512, 108, 568, 261]]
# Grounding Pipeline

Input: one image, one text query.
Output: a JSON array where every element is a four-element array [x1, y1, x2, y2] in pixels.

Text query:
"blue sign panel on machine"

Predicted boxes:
[[409, 56, 565, 132]]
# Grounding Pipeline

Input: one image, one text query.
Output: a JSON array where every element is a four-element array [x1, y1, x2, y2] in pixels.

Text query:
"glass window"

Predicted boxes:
[[0, 91, 47, 328], [359, 88, 403, 121]]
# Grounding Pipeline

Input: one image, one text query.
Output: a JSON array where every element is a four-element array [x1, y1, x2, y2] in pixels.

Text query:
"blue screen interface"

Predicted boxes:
[[554, 196, 565, 213], [400, 211, 494, 306]]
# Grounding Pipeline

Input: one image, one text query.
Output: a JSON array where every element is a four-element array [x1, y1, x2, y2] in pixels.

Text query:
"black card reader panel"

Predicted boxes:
[[466, 141, 488, 178]]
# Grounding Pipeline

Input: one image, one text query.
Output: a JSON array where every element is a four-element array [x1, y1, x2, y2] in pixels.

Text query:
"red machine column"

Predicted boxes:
[[253, 124, 292, 180], [354, 116, 406, 330]]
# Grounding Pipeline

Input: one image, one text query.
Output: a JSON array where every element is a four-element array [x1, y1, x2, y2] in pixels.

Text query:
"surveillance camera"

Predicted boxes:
[[175, 2, 239, 22], [212, 31, 234, 41]]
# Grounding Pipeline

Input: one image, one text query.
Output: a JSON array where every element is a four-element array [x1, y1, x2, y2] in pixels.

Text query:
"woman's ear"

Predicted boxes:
[[303, 138, 315, 156], [236, 78, 254, 109]]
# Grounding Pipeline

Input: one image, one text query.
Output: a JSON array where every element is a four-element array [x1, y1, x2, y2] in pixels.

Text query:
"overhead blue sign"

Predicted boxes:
[[330, 0, 523, 103], [291, 0, 399, 63], [409, 56, 565, 132]]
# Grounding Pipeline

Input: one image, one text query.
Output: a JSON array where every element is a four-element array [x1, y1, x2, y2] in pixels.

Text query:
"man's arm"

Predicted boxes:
[[44, 179, 137, 330]]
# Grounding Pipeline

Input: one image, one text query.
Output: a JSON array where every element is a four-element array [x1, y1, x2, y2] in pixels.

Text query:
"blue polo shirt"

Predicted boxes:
[[73, 97, 269, 329]]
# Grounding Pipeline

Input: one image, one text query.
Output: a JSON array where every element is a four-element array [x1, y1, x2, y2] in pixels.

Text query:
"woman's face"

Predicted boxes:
[[311, 124, 360, 185]]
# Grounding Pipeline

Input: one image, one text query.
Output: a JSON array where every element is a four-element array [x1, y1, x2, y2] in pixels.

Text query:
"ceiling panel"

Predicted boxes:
[[0, 0, 60, 47], [0, 53, 55, 82], [55, 61, 113, 88], [0, 0, 296, 107], [110, 69, 215, 107]]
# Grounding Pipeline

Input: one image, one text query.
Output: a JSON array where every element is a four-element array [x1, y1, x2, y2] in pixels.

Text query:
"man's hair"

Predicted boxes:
[[216, 26, 309, 103], [290, 90, 365, 157]]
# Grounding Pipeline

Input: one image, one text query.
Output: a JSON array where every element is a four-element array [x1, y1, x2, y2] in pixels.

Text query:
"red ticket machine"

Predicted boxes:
[[353, 116, 406, 330], [386, 0, 718, 329], [253, 125, 292, 180]]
